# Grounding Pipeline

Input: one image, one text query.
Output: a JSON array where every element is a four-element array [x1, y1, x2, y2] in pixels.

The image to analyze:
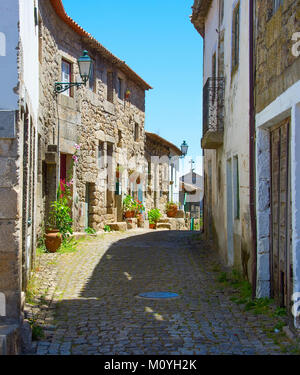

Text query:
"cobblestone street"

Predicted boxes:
[[25, 230, 294, 355]]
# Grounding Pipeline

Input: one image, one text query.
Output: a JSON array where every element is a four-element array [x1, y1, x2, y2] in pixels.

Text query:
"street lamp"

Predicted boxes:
[[181, 140, 189, 158], [54, 50, 92, 94]]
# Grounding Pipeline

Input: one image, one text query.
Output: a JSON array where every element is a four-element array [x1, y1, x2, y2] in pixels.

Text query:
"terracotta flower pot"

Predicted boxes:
[[149, 223, 156, 230], [167, 206, 178, 218], [124, 211, 135, 218], [45, 230, 62, 253]]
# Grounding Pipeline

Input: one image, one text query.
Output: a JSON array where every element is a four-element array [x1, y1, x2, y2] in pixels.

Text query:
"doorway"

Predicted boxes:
[[270, 119, 292, 307], [226, 158, 234, 266]]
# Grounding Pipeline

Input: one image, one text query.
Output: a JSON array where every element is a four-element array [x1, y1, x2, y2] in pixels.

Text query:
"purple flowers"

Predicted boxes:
[[75, 143, 81, 151], [72, 155, 79, 164], [66, 179, 74, 188]]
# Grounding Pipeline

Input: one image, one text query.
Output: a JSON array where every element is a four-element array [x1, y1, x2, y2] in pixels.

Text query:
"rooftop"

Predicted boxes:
[[50, 0, 152, 91], [145, 132, 182, 156]]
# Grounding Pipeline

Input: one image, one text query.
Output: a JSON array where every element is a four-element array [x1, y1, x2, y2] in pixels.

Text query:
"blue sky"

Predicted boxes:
[[63, 0, 203, 175]]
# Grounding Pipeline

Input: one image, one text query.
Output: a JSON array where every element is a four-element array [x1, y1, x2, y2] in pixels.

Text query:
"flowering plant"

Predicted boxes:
[[136, 200, 145, 213], [48, 143, 80, 236], [60, 144, 80, 197], [48, 182, 73, 238], [123, 195, 138, 212]]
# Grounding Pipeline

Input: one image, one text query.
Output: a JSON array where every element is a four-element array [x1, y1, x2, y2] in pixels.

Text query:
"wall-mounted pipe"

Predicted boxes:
[[249, 0, 257, 299]]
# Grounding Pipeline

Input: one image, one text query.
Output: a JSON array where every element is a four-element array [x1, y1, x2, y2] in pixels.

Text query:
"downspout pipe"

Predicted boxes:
[[249, 0, 257, 298]]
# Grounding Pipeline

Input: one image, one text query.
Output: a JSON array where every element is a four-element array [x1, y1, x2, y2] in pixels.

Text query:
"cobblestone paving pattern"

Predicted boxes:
[[25, 229, 294, 355]]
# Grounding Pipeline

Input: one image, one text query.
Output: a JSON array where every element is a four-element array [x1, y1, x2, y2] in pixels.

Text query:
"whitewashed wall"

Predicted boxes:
[[0, 0, 19, 111], [19, 0, 39, 119], [203, 0, 251, 271], [256, 80, 300, 329]]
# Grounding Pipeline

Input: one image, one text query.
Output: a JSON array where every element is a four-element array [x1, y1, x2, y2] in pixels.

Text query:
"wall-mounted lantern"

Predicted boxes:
[[54, 50, 92, 94], [181, 140, 189, 158]]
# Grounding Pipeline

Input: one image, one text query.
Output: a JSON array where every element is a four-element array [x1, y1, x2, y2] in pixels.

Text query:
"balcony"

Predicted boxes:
[[191, 0, 213, 36], [202, 77, 225, 149]]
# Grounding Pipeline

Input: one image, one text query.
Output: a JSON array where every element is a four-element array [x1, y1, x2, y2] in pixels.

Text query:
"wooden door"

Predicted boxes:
[[270, 119, 291, 307]]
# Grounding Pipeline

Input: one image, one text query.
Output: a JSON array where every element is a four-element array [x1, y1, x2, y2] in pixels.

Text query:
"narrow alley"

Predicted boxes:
[[25, 230, 293, 355]]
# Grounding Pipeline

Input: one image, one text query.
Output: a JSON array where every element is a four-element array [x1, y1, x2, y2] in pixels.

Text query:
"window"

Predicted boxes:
[[97, 142, 104, 169], [212, 52, 217, 78], [233, 156, 240, 219], [192, 172, 196, 185], [212, 52, 217, 96], [89, 59, 95, 92], [232, 3, 240, 72], [117, 77, 123, 99], [61, 59, 72, 96], [273, 0, 283, 15], [148, 162, 152, 186], [219, 0, 224, 26], [38, 21, 43, 64], [107, 71, 114, 103], [134, 123, 139, 142]]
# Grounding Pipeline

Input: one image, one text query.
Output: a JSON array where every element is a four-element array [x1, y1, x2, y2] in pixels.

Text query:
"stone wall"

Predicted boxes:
[[38, 0, 148, 232], [145, 135, 171, 215], [255, 0, 300, 113]]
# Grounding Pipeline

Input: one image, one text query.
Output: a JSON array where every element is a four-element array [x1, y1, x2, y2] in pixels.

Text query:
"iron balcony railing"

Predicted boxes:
[[203, 77, 225, 136]]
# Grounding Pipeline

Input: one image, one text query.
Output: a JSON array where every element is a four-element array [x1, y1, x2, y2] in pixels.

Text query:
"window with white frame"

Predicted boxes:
[[117, 77, 123, 99], [61, 59, 72, 96], [89, 59, 95, 92], [233, 156, 240, 219], [231, 3, 240, 72], [107, 71, 114, 103]]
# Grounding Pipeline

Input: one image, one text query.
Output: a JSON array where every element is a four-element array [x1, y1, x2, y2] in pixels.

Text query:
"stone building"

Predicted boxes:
[[191, 0, 255, 283], [254, 0, 300, 333], [179, 171, 204, 219], [0, 0, 39, 354], [145, 132, 182, 214], [0, 0, 152, 353], [37, 0, 152, 235]]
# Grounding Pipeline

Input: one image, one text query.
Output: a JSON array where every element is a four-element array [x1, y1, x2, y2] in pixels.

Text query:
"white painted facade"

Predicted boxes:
[[255, 80, 300, 329], [202, 0, 253, 274], [169, 153, 181, 205], [19, 0, 39, 120], [0, 0, 19, 110], [0, 0, 39, 327], [0, 0, 39, 115]]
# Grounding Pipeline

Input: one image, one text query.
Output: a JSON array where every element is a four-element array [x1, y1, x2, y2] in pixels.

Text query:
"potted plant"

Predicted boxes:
[[45, 144, 79, 252], [166, 201, 178, 218], [125, 89, 131, 100], [123, 195, 138, 218], [148, 208, 162, 229], [136, 200, 145, 227], [45, 182, 73, 253]]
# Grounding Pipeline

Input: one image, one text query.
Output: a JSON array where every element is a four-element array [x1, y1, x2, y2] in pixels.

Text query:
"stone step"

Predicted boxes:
[[107, 222, 127, 232], [156, 223, 172, 230]]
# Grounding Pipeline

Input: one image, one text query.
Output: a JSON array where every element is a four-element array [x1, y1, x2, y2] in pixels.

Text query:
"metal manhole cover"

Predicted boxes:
[[137, 292, 179, 300]]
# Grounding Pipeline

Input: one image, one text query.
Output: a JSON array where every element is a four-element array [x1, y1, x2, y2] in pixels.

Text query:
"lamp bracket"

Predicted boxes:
[[54, 81, 87, 94]]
